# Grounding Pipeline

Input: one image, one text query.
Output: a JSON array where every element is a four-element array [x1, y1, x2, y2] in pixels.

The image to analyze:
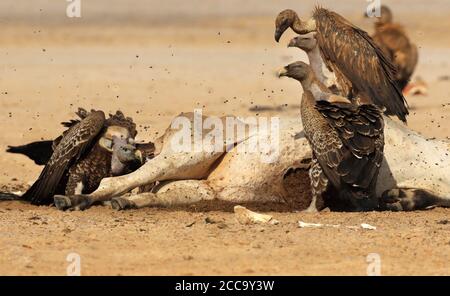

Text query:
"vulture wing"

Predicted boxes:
[[21, 111, 106, 205], [7, 141, 54, 165], [6, 109, 94, 166], [312, 100, 384, 205], [313, 8, 408, 122]]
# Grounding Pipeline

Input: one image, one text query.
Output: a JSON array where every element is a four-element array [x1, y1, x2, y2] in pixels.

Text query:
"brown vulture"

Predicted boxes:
[[278, 61, 384, 211], [367, 5, 418, 90], [13, 108, 152, 205], [275, 7, 409, 122]]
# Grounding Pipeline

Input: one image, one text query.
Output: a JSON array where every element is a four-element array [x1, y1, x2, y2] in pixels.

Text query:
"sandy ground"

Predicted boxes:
[[1, 0, 450, 275]]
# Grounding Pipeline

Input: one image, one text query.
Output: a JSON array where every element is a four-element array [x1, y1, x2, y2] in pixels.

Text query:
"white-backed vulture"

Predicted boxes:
[[275, 7, 409, 122], [278, 61, 384, 211]]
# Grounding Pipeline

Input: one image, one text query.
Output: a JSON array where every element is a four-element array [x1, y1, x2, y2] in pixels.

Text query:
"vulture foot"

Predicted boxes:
[[54, 194, 93, 211]]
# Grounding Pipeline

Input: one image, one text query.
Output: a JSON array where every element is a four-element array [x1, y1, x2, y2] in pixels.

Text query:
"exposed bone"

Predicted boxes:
[[361, 223, 377, 230], [234, 206, 279, 225]]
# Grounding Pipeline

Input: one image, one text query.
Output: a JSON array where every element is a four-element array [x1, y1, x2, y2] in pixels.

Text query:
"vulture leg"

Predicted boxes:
[[111, 180, 216, 210], [380, 188, 450, 211], [54, 149, 225, 211], [65, 174, 85, 196], [306, 156, 329, 213]]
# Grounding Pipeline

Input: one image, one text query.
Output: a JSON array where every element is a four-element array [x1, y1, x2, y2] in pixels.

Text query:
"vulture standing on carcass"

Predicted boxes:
[[275, 7, 409, 122], [13, 108, 150, 206], [278, 61, 385, 211], [368, 5, 418, 91]]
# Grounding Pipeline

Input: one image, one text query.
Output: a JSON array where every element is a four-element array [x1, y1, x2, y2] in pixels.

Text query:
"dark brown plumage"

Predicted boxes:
[[275, 7, 409, 122], [279, 61, 384, 211], [369, 5, 418, 90], [7, 141, 54, 165], [20, 109, 141, 205]]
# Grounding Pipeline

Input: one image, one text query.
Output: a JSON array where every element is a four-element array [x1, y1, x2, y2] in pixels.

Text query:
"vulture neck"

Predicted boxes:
[[300, 74, 331, 102], [374, 22, 388, 30], [300, 88, 329, 141], [306, 46, 328, 85], [291, 15, 317, 34]]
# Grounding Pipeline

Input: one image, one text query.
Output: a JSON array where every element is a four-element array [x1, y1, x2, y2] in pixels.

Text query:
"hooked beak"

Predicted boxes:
[[274, 29, 282, 42], [134, 149, 144, 164], [277, 67, 288, 78]]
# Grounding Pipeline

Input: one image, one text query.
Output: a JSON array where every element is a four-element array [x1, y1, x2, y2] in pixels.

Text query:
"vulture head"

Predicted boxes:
[[111, 136, 143, 176], [116, 142, 142, 164], [378, 5, 393, 25], [275, 9, 316, 42], [99, 110, 138, 152], [278, 61, 312, 82], [288, 33, 317, 52], [98, 125, 132, 152]]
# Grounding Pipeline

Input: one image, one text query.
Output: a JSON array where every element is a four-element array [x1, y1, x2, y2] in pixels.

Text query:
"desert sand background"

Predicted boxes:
[[1, 0, 450, 275]]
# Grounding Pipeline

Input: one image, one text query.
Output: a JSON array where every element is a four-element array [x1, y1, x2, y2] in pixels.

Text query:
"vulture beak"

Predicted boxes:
[[134, 149, 144, 164], [274, 29, 283, 42], [277, 67, 288, 78]]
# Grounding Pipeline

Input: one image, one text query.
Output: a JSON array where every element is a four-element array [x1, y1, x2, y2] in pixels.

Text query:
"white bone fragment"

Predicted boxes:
[[234, 206, 279, 225], [298, 221, 377, 230], [360, 223, 377, 230]]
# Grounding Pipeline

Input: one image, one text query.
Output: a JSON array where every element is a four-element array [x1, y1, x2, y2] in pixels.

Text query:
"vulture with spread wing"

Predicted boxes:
[[279, 61, 384, 211], [17, 108, 149, 205], [275, 7, 409, 122]]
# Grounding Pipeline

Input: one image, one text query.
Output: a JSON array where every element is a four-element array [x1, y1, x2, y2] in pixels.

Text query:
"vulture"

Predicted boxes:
[[368, 5, 418, 90], [275, 7, 409, 122], [14, 108, 152, 205], [278, 61, 384, 211], [288, 34, 341, 95]]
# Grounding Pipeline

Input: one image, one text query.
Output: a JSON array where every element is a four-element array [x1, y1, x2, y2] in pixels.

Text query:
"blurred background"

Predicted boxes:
[[1, 0, 450, 186]]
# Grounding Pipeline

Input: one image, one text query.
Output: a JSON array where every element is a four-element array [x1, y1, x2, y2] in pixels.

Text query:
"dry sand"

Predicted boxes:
[[1, 0, 450, 275]]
